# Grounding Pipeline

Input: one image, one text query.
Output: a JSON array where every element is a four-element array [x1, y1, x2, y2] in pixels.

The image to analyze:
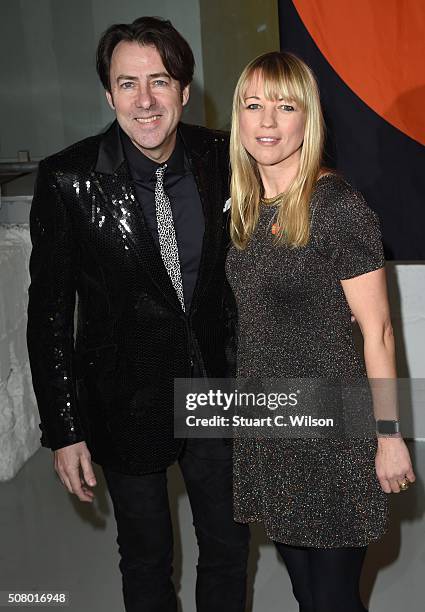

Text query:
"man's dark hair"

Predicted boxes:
[[96, 16, 195, 93]]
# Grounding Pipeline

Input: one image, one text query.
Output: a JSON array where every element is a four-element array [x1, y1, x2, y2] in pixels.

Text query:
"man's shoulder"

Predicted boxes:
[[41, 131, 105, 175], [179, 122, 229, 152]]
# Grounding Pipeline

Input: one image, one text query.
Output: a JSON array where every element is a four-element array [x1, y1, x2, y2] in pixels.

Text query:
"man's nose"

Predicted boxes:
[[135, 86, 155, 109]]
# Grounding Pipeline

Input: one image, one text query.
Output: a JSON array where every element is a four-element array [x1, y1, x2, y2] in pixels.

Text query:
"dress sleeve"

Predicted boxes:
[[313, 181, 385, 280]]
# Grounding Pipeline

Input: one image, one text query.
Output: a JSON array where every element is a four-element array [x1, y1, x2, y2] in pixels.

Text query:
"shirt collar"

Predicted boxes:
[[120, 126, 186, 182]]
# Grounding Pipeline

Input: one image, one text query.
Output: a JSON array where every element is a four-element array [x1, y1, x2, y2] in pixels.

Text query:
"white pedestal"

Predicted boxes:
[[0, 224, 40, 481]]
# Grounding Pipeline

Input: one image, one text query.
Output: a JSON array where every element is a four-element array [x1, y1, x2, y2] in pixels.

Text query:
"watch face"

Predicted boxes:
[[377, 420, 400, 434]]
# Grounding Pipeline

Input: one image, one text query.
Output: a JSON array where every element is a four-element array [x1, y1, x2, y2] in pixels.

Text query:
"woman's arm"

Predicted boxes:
[[341, 267, 416, 493]]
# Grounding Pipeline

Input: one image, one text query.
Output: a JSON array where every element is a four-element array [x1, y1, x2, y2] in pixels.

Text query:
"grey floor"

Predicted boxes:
[[0, 441, 424, 612]]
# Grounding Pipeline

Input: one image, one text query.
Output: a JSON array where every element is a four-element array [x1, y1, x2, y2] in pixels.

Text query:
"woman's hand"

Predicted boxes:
[[375, 437, 416, 493]]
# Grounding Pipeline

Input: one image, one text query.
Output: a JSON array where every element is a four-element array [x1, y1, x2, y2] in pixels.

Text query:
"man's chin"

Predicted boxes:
[[134, 139, 161, 149], [129, 128, 178, 157]]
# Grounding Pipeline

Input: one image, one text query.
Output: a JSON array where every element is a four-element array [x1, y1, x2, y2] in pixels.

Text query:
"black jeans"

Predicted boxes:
[[103, 439, 250, 612], [274, 542, 368, 612]]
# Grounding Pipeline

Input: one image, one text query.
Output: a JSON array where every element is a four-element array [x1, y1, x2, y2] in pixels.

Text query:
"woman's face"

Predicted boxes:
[[239, 75, 306, 173]]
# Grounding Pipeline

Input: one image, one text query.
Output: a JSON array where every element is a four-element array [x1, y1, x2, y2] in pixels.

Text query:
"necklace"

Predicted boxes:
[[261, 191, 286, 206], [260, 191, 286, 234]]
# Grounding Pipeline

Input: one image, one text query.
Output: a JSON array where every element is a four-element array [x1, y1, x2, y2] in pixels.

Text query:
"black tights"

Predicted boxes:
[[274, 542, 368, 612]]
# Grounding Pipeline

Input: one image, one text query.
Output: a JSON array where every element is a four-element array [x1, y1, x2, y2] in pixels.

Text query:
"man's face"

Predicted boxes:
[[106, 41, 190, 163]]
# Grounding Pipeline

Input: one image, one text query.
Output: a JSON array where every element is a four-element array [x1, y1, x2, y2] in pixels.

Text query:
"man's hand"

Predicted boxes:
[[54, 441, 97, 502]]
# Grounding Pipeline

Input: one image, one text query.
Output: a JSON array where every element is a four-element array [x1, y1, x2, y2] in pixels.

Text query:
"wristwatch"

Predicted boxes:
[[376, 420, 401, 437]]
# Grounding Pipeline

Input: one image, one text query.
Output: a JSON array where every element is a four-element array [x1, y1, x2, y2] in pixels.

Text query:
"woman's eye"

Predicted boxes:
[[279, 104, 295, 112], [246, 103, 261, 110]]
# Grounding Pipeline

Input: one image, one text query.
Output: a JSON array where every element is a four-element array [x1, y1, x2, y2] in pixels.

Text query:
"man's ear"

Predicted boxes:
[[105, 90, 115, 110], [182, 84, 190, 107]]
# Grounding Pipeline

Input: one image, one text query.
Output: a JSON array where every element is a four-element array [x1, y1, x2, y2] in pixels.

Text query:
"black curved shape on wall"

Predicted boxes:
[[278, 0, 425, 260]]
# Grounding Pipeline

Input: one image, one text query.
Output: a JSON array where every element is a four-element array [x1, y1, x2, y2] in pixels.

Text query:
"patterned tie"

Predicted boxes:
[[154, 164, 185, 311]]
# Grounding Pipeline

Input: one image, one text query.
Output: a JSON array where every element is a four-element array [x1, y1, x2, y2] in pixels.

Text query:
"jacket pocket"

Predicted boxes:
[[75, 344, 118, 441], [75, 344, 117, 379]]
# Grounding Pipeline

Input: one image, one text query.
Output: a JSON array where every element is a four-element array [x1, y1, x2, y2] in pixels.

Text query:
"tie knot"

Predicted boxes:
[[155, 164, 167, 181]]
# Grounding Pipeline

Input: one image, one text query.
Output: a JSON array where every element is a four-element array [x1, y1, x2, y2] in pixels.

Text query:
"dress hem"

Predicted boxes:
[[234, 515, 388, 548]]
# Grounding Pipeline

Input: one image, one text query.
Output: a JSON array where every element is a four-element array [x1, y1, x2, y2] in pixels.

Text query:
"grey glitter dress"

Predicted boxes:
[[225, 174, 388, 548]]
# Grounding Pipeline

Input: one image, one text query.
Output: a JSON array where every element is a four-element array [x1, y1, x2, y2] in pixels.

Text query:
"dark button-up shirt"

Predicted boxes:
[[120, 128, 205, 312]]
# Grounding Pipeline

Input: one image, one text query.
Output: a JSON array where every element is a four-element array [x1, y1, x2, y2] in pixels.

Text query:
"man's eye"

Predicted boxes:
[[153, 79, 168, 87], [120, 82, 135, 89]]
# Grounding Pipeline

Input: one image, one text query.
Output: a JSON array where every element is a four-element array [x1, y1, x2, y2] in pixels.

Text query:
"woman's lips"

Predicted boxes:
[[256, 137, 281, 145]]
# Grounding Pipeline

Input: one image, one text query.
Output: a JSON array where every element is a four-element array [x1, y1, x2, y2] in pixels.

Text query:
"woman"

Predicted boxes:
[[226, 51, 415, 611]]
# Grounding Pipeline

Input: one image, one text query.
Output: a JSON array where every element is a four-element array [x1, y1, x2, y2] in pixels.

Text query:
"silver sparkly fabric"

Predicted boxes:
[[226, 175, 389, 548], [155, 164, 185, 311]]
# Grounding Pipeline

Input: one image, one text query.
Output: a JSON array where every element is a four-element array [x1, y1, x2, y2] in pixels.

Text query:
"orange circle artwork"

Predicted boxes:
[[292, 0, 425, 145]]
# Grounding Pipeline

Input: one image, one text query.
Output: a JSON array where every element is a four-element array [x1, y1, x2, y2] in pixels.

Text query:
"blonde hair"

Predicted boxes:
[[230, 51, 325, 249]]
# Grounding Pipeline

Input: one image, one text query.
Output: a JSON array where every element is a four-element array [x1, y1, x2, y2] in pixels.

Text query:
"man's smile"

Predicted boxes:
[[134, 115, 162, 124]]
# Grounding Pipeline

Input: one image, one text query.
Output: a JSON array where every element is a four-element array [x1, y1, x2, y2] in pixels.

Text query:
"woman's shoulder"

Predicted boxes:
[[309, 173, 384, 277], [314, 172, 365, 207], [312, 173, 379, 227]]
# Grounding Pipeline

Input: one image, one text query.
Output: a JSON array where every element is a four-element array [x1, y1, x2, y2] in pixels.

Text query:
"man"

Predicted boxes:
[[27, 16, 249, 612]]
